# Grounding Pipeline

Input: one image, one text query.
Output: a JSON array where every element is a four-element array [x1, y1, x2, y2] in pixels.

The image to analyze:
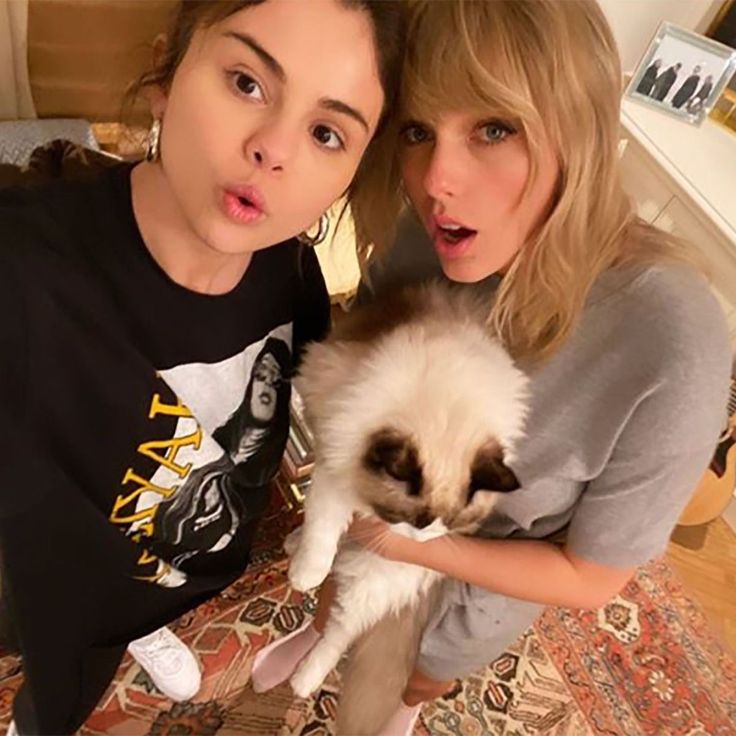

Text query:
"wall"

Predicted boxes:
[[1, 0, 36, 120], [597, 0, 723, 72], [27, 0, 175, 123]]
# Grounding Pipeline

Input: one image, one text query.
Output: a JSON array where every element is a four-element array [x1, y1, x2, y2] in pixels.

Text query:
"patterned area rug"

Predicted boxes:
[[1, 498, 735, 735]]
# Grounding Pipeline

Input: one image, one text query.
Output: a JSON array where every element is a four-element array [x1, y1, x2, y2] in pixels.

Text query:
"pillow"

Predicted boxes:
[[0, 139, 121, 190]]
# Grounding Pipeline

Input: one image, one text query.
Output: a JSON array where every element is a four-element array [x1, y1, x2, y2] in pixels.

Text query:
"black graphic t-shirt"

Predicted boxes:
[[0, 163, 329, 727]]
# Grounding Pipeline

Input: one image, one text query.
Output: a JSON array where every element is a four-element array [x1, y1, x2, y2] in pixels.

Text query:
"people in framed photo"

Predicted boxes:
[[625, 22, 736, 125]]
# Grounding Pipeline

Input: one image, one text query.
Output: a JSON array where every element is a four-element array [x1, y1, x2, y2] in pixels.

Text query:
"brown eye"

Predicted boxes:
[[229, 71, 265, 102], [237, 73, 258, 95], [312, 124, 344, 151]]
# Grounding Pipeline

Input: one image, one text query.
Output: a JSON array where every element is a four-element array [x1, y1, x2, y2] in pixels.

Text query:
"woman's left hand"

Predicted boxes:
[[345, 514, 416, 563]]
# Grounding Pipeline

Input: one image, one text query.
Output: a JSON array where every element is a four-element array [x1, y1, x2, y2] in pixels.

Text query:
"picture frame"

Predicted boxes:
[[625, 22, 736, 126]]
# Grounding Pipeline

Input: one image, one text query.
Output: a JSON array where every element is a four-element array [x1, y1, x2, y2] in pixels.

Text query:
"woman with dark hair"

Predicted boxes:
[[0, 0, 406, 732], [215, 336, 293, 484], [153, 336, 293, 572]]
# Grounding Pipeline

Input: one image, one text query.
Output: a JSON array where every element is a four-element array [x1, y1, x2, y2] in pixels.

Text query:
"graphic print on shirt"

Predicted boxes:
[[109, 323, 292, 587]]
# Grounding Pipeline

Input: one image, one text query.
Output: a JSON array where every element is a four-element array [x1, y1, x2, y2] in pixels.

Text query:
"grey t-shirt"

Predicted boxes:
[[359, 214, 732, 679]]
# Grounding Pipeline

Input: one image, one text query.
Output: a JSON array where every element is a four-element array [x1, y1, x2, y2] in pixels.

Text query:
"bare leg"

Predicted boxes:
[[374, 668, 455, 736], [402, 668, 455, 706]]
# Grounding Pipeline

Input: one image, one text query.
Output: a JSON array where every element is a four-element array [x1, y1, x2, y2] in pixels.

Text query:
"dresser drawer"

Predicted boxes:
[[619, 139, 675, 223], [653, 197, 736, 348], [654, 198, 736, 293]]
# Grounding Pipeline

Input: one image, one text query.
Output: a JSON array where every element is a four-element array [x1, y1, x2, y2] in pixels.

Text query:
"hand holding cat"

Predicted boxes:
[[345, 514, 418, 563]]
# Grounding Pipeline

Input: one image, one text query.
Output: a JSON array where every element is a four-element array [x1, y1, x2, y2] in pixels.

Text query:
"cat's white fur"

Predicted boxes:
[[285, 284, 528, 701]]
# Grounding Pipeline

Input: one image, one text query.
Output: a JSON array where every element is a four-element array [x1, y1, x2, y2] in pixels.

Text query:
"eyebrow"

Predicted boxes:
[[319, 98, 370, 133], [223, 30, 371, 134], [223, 31, 285, 82]]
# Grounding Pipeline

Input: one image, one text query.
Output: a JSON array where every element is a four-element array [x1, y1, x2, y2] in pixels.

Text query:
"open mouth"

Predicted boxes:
[[222, 186, 266, 225], [437, 223, 478, 245], [433, 219, 478, 258]]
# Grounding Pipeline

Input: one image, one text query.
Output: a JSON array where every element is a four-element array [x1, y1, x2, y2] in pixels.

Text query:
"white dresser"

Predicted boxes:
[[620, 101, 736, 517], [619, 99, 736, 346]]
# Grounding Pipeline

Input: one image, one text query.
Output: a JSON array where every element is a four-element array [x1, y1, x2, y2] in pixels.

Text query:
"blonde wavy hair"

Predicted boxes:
[[383, 0, 701, 362]]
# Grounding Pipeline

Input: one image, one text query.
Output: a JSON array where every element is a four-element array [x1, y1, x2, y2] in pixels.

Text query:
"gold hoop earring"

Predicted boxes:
[[297, 212, 330, 247], [145, 118, 162, 162]]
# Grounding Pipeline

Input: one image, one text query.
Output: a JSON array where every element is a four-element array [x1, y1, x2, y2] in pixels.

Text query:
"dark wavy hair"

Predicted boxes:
[[216, 337, 292, 447]]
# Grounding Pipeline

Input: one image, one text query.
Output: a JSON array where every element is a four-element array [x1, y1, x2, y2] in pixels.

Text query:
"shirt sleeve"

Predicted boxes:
[[0, 464, 142, 732], [566, 298, 732, 568], [0, 244, 35, 519], [292, 245, 331, 366]]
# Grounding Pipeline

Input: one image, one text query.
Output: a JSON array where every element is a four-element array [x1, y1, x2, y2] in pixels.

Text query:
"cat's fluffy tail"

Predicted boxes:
[[335, 585, 438, 736]]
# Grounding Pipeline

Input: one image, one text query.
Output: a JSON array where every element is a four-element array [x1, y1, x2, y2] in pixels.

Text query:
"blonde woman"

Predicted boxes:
[[252, 1, 731, 734]]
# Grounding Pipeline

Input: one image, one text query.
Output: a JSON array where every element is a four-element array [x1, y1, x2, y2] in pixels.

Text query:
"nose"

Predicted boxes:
[[414, 510, 436, 529], [243, 119, 297, 174], [422, 140, 463, 201]]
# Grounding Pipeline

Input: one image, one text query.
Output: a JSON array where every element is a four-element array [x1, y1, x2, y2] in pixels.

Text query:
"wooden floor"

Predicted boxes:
[[667, 516, 736, 654]]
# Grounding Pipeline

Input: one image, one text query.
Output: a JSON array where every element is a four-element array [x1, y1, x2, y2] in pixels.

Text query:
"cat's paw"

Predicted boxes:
[[290, 656, 327, 698], [283, 527, 303, 557], [288, 553, 331, 592]]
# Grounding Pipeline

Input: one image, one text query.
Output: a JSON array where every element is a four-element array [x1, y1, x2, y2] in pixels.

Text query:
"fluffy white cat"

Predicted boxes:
[[285, 283, 528, 729]]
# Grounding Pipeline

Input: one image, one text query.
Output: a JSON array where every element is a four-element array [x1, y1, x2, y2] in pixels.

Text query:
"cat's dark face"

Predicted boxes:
[[359, 427, 520, 532]]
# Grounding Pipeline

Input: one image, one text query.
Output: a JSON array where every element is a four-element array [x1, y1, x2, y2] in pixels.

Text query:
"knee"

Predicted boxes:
[[402, 668, 455, 706]]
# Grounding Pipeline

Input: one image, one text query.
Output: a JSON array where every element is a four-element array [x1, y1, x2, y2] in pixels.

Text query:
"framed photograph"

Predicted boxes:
[[625, 22, 736, 126]]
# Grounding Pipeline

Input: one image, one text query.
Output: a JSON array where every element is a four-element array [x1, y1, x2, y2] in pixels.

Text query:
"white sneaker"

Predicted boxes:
[[128, 626, 201, 702], [7, 720, 19, 736]]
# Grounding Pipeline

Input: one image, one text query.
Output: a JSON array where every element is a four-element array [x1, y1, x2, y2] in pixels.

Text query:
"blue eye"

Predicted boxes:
[[400, 123, 431, 145], [312, 124, 344, 151], [478, 120, 516, 145], [230, 71, 265, 102]]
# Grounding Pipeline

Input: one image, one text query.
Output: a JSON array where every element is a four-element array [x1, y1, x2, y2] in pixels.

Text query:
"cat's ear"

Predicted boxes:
[[470, 442, 520, 494]]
